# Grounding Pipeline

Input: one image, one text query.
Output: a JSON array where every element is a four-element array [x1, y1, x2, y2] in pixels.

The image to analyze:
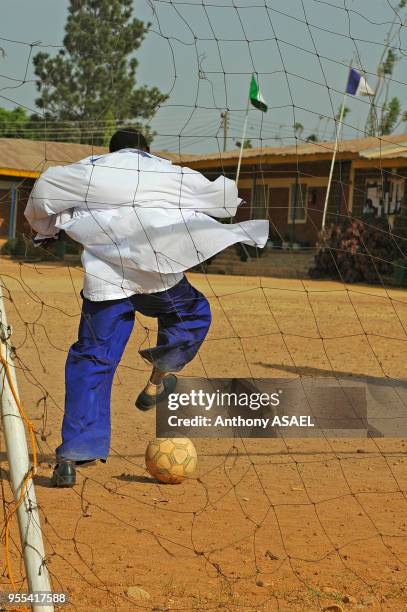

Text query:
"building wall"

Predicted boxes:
[[235, 188, 252, 222], [223, 160, 352, 244], [0, 188, 11, 236], [267, 184, 327, 244], [325, 160, 352, 224], [0, 179, 33, 238], [16, 186, 32, 236]]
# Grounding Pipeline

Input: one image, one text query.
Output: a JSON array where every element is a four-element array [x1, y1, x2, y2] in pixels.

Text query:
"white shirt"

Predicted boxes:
[[25, 149, 269, 301]]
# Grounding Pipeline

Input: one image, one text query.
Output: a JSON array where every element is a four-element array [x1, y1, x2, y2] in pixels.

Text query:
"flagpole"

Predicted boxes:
[[321, 91, 347, 231], [235, 99, 250, 185]]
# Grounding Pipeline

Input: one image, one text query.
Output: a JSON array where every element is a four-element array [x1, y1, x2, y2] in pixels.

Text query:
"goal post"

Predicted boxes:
[[0, 282, 54, 612]]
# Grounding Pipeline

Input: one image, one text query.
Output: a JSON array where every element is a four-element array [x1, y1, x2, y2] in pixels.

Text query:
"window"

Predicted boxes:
[[364, 176, 405, 217], [288, 183, 307, 223], [389, 177, 404, 215]]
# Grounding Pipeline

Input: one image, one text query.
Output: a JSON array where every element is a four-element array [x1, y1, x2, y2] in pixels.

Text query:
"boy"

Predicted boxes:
[[25, 128, 268, 486]]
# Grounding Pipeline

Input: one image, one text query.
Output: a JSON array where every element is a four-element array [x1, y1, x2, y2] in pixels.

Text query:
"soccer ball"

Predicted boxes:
[[145, 437, 197, 484]]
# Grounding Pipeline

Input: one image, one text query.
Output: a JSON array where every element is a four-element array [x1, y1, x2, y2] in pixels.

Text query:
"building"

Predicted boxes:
[[1, 135, 407, 244], [181, 134, 407, 245], [0, 139, 106, 241]]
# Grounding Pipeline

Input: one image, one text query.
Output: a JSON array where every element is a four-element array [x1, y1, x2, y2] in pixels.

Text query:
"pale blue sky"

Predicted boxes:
[[1, 0, 407, 153]]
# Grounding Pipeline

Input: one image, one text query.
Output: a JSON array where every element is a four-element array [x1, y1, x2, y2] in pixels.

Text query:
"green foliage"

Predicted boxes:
[[380, 49, 398, 76], [365, 5, 407, 136], [337, 106, 350, 120], [380, 97, 401, 134], [33, 0, 167, 144], [0, 107, 30, 138], [294, 122, 303, 138], [102, 109, 116, 147], [1, 236, 41, 259], [1, 235, 80, 260], [235, 139, 252, 149]]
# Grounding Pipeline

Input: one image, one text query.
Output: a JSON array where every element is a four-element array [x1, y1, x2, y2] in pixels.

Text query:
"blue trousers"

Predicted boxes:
[[56, 277, 211, 462]]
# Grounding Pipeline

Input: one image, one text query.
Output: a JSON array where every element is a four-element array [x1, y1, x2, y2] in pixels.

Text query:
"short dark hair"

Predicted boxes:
[[109, 127, 149, 153]]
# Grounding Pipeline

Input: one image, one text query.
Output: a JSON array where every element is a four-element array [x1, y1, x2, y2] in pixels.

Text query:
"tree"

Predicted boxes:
[[294, 122, 304, 139], [380, 96, 401, 135], [235, 139, 252, 149], [365, 0, 407, 136], [32, 0, 167, 144], [0, 107, 30, 138], [335, 105, 350, 124], [102, 109, 117, 147]]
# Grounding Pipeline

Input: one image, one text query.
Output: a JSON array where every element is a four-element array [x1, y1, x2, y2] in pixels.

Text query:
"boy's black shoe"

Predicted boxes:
[[50, 461, 76, 487], [135, 374, 178, 412]]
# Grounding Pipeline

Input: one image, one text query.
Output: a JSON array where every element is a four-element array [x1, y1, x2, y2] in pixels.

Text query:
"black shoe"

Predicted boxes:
[[135, 374, 178, 412], [50, 461, 76, 487]]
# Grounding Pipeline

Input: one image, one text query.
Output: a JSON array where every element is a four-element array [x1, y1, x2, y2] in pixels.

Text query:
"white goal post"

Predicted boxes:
[[0, 282, 54, 612]]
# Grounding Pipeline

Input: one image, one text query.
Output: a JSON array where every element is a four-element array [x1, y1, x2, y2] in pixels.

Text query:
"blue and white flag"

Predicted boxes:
[[346, 68, 374, 96]]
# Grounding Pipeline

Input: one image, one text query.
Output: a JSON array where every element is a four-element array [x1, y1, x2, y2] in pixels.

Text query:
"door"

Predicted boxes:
[[235, 188, 252, 222], [269, 187, 290, 240]]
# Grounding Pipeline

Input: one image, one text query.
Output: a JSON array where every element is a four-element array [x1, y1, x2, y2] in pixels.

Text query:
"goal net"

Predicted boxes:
[[1, 1, 407, 610]]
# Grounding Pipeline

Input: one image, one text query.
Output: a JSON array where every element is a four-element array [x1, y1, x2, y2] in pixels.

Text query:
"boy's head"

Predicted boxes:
[[109, 127, 149, 153]]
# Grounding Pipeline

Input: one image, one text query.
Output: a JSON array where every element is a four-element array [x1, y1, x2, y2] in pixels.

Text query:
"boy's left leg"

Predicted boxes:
[[56, 296, 135, 465]]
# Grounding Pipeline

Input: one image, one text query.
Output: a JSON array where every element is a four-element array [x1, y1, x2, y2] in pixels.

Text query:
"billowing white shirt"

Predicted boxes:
[[25, 149, 269, 301]]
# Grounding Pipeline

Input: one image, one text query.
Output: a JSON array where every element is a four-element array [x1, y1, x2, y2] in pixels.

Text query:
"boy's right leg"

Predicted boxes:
[[134, 277, 211, 410], [55, 296, 135, 467]]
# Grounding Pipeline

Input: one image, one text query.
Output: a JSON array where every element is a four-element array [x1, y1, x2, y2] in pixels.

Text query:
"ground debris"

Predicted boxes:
[[265, 549, 279, 560], [125, 586, 151, 601]]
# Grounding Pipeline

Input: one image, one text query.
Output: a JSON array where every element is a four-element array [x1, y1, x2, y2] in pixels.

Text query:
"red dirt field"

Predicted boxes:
[[1, 259, 407, 611]]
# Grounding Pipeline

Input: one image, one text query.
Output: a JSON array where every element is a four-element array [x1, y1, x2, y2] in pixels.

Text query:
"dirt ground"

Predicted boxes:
[[1, 258, 407, 611]]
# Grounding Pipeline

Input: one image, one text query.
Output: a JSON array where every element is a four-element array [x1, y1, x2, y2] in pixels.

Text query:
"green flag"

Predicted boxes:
[[249, 75, 268, 112]]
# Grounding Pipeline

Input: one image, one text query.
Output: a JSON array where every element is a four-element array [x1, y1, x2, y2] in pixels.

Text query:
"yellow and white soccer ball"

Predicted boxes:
[[145, 437, 197, 484]]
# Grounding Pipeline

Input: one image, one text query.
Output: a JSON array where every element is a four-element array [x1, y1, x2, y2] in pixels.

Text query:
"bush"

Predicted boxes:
[[309, 217, 406, 284], [1, 233, 81, 261], [1, 236, 40, 259]]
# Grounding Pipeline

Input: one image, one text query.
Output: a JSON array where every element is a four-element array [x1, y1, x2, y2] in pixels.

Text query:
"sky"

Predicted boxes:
[[1, 0, 407, 153]]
